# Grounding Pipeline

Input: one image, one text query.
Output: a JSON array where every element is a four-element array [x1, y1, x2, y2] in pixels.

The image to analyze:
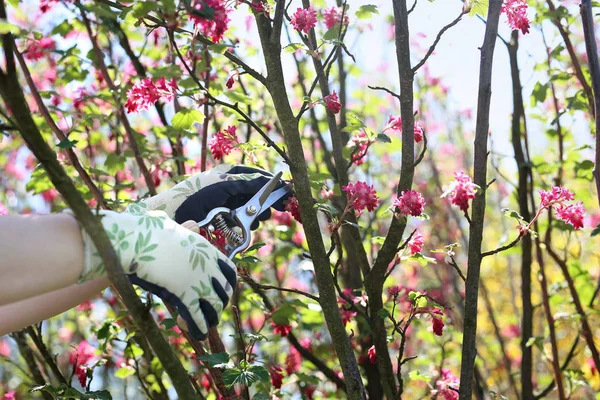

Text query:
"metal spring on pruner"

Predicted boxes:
[[214, 214, 244, 245]]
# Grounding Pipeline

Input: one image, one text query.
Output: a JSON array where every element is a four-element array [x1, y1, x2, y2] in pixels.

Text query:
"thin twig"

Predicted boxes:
[[407, 0, 418, 14], [412, 11, 467, 73], [414, 130, 427, 167], [481, 235, 522, 258], [240, 278, 319, 302], [368, 85, 401, 102]]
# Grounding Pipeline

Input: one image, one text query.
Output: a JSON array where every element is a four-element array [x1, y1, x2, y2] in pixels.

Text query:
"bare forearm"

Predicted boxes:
[[0, 278, 109, 337], [0, 214, 85, 305]]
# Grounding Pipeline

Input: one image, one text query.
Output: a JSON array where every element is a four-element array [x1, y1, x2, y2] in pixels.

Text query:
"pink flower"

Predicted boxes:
[[555, 202, 585, 230], [250, 1, 267, 15], [323, 7, 349, 29], [25, 37, 55, 61], [189, 0, 231, 42], [340, 308, 357, 326], [342, 181, 380, 215], [431, 308, 444, 336], [271, 321, 292, 337], [385, 116, 424, 142], [285, 346, 301, 375], [394, 190, 426, 217], [434, 369, 459, 400], [2, 392, 15, 400], [539, 186, 575, 208], [291, 7, 317, 33], [414, 122, 424, 143], [225, 75, 235, 89], [501, 0, 530, 35], [441, 171, 478, 212], [348, 131, 372, 165], [367, 345, 376, 364], [209, 125, 238, 160], [270, 365, 284, 389], [125, 77, 178, 113], [408, 230, 424, 255], [386, 115, 402, 132], [284, 195, 302, 223], [70, 341, 97, 388], [324, 91, 341, 114], [0, 202, 8, 216]]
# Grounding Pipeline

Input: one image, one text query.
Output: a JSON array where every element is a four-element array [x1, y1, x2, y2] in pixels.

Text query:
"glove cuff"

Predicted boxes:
[[62, 209, 109, 283]]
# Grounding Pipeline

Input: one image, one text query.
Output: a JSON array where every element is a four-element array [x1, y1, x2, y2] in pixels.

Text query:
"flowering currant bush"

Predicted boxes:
[[0, 0, 599, 399]]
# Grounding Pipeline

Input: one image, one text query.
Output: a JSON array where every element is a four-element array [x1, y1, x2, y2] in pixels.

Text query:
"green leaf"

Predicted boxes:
[[172, 108, 205, 130], [271, 303, 297, 325], [403, 252, 437, 266], [355, 4, 378, 19], [104, 153, 126, 175], [115, 366, 136, 379], [377, 308, 390, 319], [530, 81, 548, 107], [408, 370, 430, 382], [26, 166, 54, 194], [223, 367, 266, 388], [314, 202, 339, 216], [591, 224, 600, 237], [199, 352, 230, 367], [376, 133, 392, 143], [226, 91, 254, 105], [323, 24, 341, 41], [467, 0, 489, 17], [283, 43, 306, 53], [0, 20, 21, 35], [130, 1, 160, 18], [56, 138, 79, 149], [248, 365, 270, 383]]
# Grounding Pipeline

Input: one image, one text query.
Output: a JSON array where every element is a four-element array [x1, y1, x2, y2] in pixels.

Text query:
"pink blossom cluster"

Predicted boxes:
[[431, 308, 444, 336], [342, 181, 380, 215], [208, 125, 238, 160], [407, 230, 424, 255], [270, 365, 284, 389], [539, 187, 585, 229], [501, 0, 530, 35], [348, 131, 372, 165], [291, 7, 318, 33], [69, 340, 97, 387], [125, 77, 178, 113], [393, 190, 426, 217], [24, 38, 55, 61], [441, 171, 478, 212], [190, 0, 231, 42], [432, 368, 460, 400], [271, 321, 292, 337], [323, 6, 350, 29], [39, 0, 60, 13], [367, 345, 376, 364], [539, 186, 575, 208], [0, 202, 7, 216], [324, 91, 341, 114], [284, 195, 302, 223], [385, 116, 424, 143]]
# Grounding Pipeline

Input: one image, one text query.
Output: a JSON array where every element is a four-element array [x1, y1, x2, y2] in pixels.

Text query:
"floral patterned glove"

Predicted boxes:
[[76, 209, 236, 341], [126, 164, 289, 230]]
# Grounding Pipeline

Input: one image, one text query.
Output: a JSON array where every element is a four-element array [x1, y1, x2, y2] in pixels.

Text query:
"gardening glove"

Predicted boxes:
[[125, 164, 290, 229], [75, 209, 236, 341]]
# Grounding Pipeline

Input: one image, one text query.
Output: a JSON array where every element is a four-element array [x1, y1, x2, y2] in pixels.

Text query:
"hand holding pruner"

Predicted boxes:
[[196, 171, 292, 259]]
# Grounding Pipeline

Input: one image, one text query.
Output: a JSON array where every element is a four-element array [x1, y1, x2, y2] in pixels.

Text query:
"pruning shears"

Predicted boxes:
[[196, 172, 291, 259]]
